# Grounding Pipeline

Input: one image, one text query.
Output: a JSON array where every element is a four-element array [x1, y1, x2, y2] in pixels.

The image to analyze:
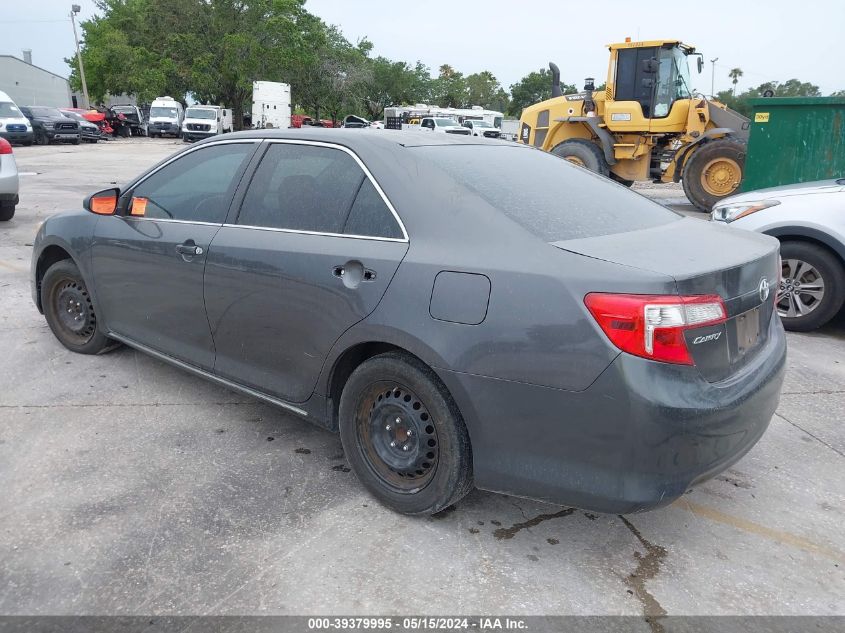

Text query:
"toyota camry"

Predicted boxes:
[[31, 130, 786, 515]]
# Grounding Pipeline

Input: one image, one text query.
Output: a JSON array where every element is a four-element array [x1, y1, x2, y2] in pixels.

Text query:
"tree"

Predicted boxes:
[[729, 67, 743, 96], [716, 78, 823, 117], [361, 57, 431, 119], [431, 64, 469, 108], [465, 71, 509, 112], [508, 68, 576, 117]]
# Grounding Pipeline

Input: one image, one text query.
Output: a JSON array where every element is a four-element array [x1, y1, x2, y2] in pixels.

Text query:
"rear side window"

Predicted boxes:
[[411, 145, 679, 241], [238, 143, 363, 234], [344, 180, 403, 239]]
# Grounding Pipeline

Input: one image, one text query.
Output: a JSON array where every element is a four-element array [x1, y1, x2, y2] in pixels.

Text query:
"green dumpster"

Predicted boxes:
[[741, 96, 845, 192]]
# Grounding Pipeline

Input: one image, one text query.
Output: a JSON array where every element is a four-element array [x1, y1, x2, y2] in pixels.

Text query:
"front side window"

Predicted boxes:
[[238, 144, 364, 234], [653, 47, 692, 117], [129, 143, 255, 223]]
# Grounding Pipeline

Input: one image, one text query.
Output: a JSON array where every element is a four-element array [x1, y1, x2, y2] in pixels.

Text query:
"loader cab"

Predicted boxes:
[[607, 40, 697, 131]]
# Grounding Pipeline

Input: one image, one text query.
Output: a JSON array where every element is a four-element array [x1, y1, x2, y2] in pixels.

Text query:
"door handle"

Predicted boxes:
[[332, 261, 376, 288], [175, 241, 203, 256]]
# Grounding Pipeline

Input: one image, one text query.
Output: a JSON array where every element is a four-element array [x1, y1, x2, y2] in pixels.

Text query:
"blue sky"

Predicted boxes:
[[3, 0, 843, 95]]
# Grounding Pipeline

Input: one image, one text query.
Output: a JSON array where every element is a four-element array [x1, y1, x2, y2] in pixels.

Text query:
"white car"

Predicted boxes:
[[713, 179, 845, 331], [419, 117, 470, 135], [462, 120, 501, 139], [0, 136, 20, 221]]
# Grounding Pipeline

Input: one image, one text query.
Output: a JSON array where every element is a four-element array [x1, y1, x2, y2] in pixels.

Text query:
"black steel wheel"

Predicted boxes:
[[339, 352, 473, 515], [357, 381, 439, 491], [41, 260, 119, 354]]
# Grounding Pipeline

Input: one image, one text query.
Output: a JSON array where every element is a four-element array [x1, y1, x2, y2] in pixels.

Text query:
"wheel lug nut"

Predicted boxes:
[[385, 424, 391, 431], [390, 441, 396, 447], [406, 430, 413, 437], [402, 445, 409, 451], [395, 417, 402, 424]]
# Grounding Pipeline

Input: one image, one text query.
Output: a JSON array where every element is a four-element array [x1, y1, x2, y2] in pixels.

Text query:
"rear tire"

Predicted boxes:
[[777, 241, 845, 332], [0, 200, 15, 221], [339, 352, 473, 515], [550, 139, 609, 176], [41, 260, 119, 354], [682, 138, 746, 212]]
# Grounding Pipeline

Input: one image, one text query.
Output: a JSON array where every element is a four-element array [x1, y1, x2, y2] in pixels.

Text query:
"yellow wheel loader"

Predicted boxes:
[[517, 39, 751, 211]]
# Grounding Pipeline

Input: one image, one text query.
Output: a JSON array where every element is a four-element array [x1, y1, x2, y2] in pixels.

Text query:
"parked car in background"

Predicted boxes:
[[18, 106, 80, 145], [60, 110, 101, 143], [148, 97, 183, 138], [182, 105, 232, 142], [31, 130, 785, 516], [419, 117, 470, 135], [462, 119, 501, 139], [0, 137, 19, 221], [369, 120, 384, 129], [341, 115, 370, 128], [0, 91, 34, 146], [713, 179, 845, 331], [110, 105, 147, 136]]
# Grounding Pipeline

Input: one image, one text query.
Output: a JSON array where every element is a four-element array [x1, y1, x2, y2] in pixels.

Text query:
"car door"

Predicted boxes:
[[90, 140, 258, 369], [204, 140, 409, 403]]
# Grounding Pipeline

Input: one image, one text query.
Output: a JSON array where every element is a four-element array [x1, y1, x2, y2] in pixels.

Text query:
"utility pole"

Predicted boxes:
[[710, 57, 719, 97], [70, 4, 89, 109]]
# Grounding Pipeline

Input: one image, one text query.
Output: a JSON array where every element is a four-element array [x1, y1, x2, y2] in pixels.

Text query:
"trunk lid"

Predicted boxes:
[[554, 218, 781, 381]]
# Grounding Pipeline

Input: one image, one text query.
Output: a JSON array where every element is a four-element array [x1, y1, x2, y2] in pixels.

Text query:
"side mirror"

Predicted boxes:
[[84, 187, 120, 215], [697, 56, 704, 74], [642, 58, 659, 74]]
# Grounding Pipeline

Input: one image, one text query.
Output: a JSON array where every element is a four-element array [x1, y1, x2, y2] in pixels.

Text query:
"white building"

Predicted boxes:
[[0, 53, 72, 108]]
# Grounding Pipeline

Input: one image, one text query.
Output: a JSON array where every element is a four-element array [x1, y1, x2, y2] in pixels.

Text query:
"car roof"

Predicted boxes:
[[220, 128, 504, 149]]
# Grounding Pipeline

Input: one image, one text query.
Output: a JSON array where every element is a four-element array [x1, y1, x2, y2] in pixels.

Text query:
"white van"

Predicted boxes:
[[0, 90, 34, 145], [181, 105, 233, 142], [148, 96, 184, 138]]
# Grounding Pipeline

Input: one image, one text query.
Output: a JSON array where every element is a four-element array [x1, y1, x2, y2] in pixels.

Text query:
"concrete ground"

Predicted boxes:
[[0, 139, 843, 617]]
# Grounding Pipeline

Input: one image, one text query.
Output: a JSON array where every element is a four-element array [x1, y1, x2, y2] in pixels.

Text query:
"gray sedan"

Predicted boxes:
[[31, 130, 786, 515], [713, 179, 845, 331]]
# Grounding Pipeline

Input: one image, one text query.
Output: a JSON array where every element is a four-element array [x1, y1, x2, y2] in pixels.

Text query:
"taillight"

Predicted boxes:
[[584, 293, 727, 365], [0, 138, 12, 155]]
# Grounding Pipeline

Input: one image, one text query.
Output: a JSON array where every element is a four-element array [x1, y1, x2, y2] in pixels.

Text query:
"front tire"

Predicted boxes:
[[777, 241, 845, 332], [550, 138, 610, 176], [35, 131, 49, 146], [339, 352, 473, 515], [682, 138, 746, 212], [41, 260, 119, 354]]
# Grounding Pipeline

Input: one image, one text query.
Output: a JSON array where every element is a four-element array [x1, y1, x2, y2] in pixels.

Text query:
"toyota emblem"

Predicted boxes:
[[758, 277, 770, 302]]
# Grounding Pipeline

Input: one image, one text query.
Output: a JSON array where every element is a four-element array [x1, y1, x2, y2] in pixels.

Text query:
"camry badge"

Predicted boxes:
[[759, 278, 770, 302]]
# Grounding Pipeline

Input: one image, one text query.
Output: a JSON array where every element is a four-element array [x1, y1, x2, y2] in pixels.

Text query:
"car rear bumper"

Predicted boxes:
[[0, 155, 20, 198], [436, 311, 787, 514], [0, 130, 33, 144]]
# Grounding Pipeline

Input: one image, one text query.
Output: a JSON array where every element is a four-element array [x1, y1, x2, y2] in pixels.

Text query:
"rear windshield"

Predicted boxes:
[[411, 145, 679, 241]]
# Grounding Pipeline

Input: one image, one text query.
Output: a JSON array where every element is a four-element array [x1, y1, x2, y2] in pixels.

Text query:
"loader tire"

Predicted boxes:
[[682, 138, 746, 212], [551, 139, 609, 177]]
